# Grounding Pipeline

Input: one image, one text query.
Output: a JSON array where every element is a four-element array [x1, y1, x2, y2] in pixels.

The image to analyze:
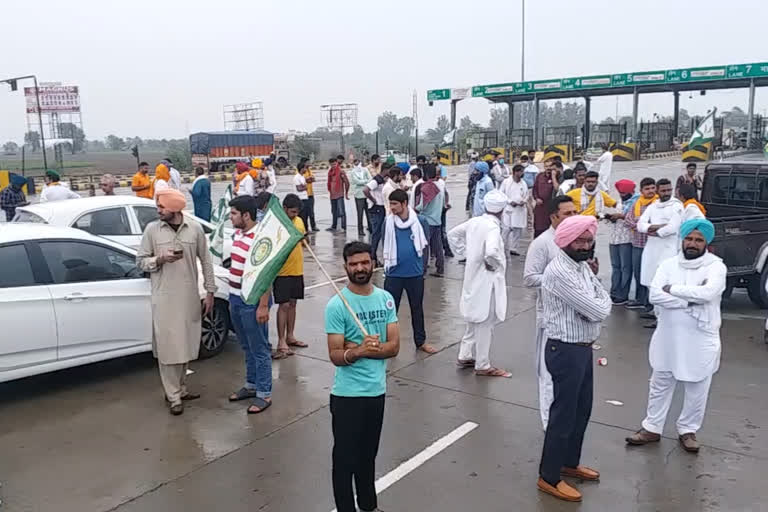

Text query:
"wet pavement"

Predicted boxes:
[[2, 157, 768, 512]]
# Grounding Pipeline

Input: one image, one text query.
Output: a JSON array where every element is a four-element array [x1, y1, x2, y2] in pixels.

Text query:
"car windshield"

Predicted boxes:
[[12, 210, 47, 223]]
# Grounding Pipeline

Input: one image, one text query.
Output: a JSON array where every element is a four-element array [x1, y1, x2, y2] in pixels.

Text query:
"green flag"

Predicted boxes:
[[688, 108, 716, 148], [241, 195, 304, 305], [209, 184, 233, 263]]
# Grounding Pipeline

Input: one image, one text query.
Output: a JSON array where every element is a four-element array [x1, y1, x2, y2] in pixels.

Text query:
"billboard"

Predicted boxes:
[[24, 84, 80, 113]]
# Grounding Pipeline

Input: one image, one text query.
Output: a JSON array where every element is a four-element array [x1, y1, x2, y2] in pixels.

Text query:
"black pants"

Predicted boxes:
[[369, 205, 385, 261], [331, 394, 385, 512], [384, 275, 426, 346], [423, 224, 444, 274], [355, 197, 371, 234], [301, 196, 317, 231], [441, 208, 452, 255], [539, 339, 593, 486], [331, 197, 346, 230]]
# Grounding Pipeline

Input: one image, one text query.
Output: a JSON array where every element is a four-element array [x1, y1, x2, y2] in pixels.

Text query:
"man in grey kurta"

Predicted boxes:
[[137, 188, 217, 415]]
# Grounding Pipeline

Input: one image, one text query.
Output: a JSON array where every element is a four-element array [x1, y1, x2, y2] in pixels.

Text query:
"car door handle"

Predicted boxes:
[[63, 293, 88, 301]]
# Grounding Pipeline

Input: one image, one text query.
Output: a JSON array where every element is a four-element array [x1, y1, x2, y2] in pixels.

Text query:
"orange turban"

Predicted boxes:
[[156, 188, 186, 212], [155, 163, 170, 182], [251, 158, 263, 169]]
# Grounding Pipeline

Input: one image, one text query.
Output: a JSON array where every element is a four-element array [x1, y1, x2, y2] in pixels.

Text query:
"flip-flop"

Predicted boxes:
[[247, 397, 272, 414], [272, 349, 294, 360], [229, 387, 257, 402], [287, 340, 309, 348], [475, 367, 512, 378]]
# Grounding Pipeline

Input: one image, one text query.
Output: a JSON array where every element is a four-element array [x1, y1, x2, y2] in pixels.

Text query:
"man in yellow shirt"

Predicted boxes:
[[299, 160, 318, 232], [273, 193, 308, 359], [566, 170, 616, 217], [131, 162, 153, 199]]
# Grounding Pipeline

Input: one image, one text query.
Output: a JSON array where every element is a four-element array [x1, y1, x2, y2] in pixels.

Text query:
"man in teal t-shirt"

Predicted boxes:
[[325, 241, 400, 512]]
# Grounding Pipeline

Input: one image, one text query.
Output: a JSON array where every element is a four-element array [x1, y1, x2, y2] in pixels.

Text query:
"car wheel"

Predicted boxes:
[[747, 271, 768, 309], [200, 299, 230, 358]]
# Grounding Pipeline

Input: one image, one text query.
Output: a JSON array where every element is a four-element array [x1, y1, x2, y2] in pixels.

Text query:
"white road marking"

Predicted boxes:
[[330, 421, 479, 512], [722, 312, 766, 321]]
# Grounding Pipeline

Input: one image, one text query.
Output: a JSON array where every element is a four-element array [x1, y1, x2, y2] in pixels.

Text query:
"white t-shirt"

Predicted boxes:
[[366, 179, 385, 208], [293, 173, 308, 200], [382, 180, 397, 214]]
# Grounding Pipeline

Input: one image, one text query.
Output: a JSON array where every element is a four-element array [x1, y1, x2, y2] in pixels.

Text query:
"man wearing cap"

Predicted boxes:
[[626, 219, 726, 454], [1, 174, 30, 221], [448, 189, 512, 378], [137, 188, 217, 416], [40, 169, 80, 202], [606, 179, 639, 305], [538, 215, 611, 503]]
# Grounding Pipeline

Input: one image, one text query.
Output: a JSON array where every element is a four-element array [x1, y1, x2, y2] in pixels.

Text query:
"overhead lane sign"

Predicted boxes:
[[430, 62, 768, 101]]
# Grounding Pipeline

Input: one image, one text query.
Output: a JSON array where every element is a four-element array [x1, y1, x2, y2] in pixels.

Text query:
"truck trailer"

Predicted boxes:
[[190, 130, 274, 172]]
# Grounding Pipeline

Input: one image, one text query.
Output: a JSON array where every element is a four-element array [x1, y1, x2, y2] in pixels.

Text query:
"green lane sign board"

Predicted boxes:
[[666, 66, 726, 83], [427, 89, 450, 101], [431, 62, 768, 101], [727, 63, 768, 79]]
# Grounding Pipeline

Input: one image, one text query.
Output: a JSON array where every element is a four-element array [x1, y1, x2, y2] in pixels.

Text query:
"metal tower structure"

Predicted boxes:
[[224, 102, 264, 131], [321, 103, 358, 155]]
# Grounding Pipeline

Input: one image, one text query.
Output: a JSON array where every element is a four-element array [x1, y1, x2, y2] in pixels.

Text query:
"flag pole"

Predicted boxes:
[[302, 240, 369, 337]]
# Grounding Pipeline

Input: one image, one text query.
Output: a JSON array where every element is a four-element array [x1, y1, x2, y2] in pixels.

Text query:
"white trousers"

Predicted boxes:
[[535, 326, 554, 430], [502, 226, 523, 253], [159, 362, 189, 405], [641, 370, 713, 435], [459, 300, 498, 371]]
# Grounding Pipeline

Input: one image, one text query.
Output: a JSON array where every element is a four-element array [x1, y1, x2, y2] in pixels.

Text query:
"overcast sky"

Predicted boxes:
[[1, 0, 767, 143]]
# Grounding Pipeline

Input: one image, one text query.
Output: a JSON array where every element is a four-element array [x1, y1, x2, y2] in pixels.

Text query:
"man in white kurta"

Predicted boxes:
[[595, 146, 613, 192], [448, 190, 511, 377], [137, 188, 217, 415], [499, 165, 528, 256], [626, 219, 726, 453], [523, 195, 578, 429], [637, 179, 684, 305], [39, 169, 81, 202]]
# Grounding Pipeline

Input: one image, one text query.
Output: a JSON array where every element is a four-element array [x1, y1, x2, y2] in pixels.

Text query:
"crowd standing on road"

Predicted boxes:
[[1, 148, 736, 509]]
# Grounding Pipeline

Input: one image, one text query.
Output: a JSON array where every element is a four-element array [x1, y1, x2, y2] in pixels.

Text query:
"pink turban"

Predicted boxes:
[[156, 188, 186, 213], [554, 215, 598, 249]]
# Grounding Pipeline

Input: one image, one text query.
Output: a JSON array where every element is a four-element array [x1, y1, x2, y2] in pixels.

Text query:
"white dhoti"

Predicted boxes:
[[458, 296, 498, 371], [159, 362, 189, 405], [535, 326, 554, 429], [502, 226, 523, 253], [641, 370, 712, 435]]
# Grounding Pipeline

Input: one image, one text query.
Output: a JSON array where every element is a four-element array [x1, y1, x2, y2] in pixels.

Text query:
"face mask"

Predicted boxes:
[[522, 161, 529, 167], [499, 159, 505, 165]]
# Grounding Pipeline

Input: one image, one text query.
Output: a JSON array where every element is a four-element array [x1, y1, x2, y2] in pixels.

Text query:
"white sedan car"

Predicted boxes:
[[13, 195, 235, 267], [0, 224, 232, 383]]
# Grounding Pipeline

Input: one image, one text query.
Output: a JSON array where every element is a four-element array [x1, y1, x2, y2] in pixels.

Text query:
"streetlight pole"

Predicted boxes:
[[521, 0, 525, 82], [1, 74, 47, 169]]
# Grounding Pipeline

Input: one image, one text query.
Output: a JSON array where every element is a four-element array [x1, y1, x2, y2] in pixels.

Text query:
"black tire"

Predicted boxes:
[[199, 299, 230, 358], [747, 271, 768, 309]]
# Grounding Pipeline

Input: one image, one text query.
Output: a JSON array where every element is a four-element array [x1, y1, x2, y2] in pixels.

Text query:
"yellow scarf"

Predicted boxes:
[[684, 198, 707, 215], [634, 194, 658, 217], [234, 170, 263, 193]]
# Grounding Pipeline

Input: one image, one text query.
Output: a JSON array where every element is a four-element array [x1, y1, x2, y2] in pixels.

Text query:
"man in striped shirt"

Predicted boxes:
[[537, 215, 612, 503], [226, 195, 274, 415]]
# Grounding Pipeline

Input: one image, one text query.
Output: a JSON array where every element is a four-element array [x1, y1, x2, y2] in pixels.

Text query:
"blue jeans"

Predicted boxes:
[[631, 246, 649, 308], [369, 205, 385, 260], [609, 243, 633, 302], [229, 294, 272, 399], [331, 197, 346, 230]]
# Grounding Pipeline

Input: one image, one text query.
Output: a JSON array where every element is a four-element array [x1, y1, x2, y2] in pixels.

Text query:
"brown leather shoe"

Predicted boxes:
[[537, 478, 582, 502], [561, 465, 600, 481], [679, 433, 700, 453], [626, 428, 661, 445]]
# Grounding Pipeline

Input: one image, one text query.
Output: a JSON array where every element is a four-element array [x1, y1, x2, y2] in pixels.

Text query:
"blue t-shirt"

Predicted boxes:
[[325, 287, 398, 397], [386, 225, 424, 278]]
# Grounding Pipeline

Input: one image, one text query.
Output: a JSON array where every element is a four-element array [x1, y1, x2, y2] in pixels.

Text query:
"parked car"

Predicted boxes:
[[12, 196, 235, 267], [0, 224, 231, 383], [700, 161, 768, 307]]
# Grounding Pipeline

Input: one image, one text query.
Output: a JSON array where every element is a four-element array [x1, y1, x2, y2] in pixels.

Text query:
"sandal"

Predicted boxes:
[[271, 348, 294, 360], [229, 387, 257, 402], [287, 340, 309, 348], [247, 397, 272, 414], [456, 359, 476, 368], [475, 367, 512, 378]]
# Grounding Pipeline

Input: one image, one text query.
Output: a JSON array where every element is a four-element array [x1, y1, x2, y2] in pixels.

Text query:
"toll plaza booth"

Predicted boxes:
[[463, 130, 505, 163], [591, 122, 638, 161], [637, 121, 675, 156], [508, 129, 534, 159], [541, 126, 577, 162]]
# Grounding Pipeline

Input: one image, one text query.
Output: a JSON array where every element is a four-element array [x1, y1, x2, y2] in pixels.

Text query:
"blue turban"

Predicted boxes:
[[396, 162, 410, 173], [475, 161, 489, 174], [10, 174, 27, 187], [680, 218, 715, 244]]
